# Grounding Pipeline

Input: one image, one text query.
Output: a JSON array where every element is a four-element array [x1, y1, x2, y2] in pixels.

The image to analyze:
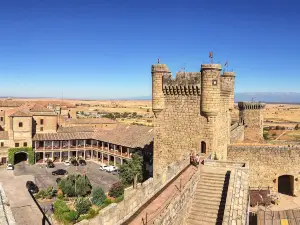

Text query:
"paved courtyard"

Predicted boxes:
[[0, 161, 119, 225], [0, 168, 43, 225], [14, 161, 119, 192]]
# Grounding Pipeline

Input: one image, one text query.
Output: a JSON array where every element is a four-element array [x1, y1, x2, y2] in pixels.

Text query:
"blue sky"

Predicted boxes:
[[0, 0, 299, 99]]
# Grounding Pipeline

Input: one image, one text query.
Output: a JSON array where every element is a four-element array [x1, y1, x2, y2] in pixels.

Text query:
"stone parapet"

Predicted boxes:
[[238, 102, 266, 110], [86, 158, 190, 225]]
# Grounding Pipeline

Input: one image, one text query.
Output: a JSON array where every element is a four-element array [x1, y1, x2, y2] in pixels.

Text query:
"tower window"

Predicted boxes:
[[212, 80, 218, 86], [40, 119, 44, 125], [0, 142, 3, 147], [23, 142, 27, 147], [40, 127, 43, 131], [15, 143, 19, 147], [0, 117, 3, 122], [19, 122, 23, 127]]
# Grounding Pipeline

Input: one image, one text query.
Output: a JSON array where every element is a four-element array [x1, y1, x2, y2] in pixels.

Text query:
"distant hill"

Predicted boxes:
[[235, 92, 300, 104]]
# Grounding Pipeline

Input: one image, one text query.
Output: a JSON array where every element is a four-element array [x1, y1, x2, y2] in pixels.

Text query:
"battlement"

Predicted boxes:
[[238, 102, 266, 110], [162, 72, 201, 96], [201, 64, 222, 70], [151, 64, 171, 73]]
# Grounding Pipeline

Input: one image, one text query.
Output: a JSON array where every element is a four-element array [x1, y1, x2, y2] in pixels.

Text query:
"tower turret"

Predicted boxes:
[[200, 64, 222, 117], [152, 63, 170, 116], [238, 101, 266, 142], [221, 71, 236, 110]]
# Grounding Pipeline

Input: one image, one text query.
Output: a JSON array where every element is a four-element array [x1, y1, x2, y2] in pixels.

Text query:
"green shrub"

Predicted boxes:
[[100, 198, 112, 208], [63, 210, 78, 222], [91, 187, 106, 206], [35, 187, 54, 199], [58, 174, 92, 197], [54, 199, 69, 214], [109, 182, 124, 198], [114, 195, 124, 203], [75, 197, 91, 215]]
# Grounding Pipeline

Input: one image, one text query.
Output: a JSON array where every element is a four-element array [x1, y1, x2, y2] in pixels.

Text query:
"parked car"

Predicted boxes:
[[46, 161, 55, 168], [64, 161, 70, 166], [106, 166, 117, 173], [52, 169, 68, 176], [79, 159, 86, 166], [6, 164, 14, 170], [99, 165, 108, 171], [26, 181, 39, 194], [112, 169, 119, 175]]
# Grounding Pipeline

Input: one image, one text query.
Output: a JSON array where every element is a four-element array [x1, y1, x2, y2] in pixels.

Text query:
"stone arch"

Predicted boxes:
[[201, 141, 206, 154], [278, 175, 294, 196], [14, 151, 28, 164]]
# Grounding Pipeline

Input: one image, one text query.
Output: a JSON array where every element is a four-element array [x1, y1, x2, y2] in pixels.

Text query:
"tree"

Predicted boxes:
[[119, 153, 143, 188], [295, 124, 299, 130], [91, 187, 106, 206], [108, 182, 124, 198], [58, 174, 92, 197], [75, 197, 91, 215]]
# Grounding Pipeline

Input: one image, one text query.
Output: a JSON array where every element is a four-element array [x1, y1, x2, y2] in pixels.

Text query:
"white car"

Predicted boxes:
[[64, 161, 71, 166], [106, 166, 117, 172], [6, 164, 14, 170], [99, 165, 108, 171]]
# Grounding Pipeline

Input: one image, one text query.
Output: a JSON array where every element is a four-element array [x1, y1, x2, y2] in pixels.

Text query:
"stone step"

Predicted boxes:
[[194, 192, 222, 199], [200, 178, 226, 184], [198, 182, 225, 189], [192, 198, 227, 206], [189, 210, 230, 219], [201, 171, 228, 177], [187, 213, 222, 223], [195, 187, 227, 195], [193, 194, 227, 202], [201, 174, 226, 179], [191, 202, 224, 211], [191, 205, 225, 214]]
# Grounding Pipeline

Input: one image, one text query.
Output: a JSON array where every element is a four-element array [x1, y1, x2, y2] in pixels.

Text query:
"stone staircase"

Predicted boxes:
[[186, 170, 231, 225]]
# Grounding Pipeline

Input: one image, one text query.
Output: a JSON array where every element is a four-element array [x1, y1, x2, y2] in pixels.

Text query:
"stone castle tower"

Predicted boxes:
[[238, 102, 265, 142], [152, 62, 236, 179]]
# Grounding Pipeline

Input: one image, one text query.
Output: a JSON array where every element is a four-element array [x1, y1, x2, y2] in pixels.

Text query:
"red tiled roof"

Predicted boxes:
[[69, 118, 116, 124], [0, 100, 24, 107], [29, 103, 55, 112], [9, 110, 31, 117], [33, 124, 154, 148], [57, 126, 96, 133]]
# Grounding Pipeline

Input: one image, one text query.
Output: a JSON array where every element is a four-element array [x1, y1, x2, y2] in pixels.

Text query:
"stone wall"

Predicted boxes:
[[238, 102, 265, 142], [33, 115, 57, 133], [152, 63, 234, 179], [230, 123, 244, 143], [78, 158, 190, 225], [228, 144, 300, 192], [150, 167, 200, 225]]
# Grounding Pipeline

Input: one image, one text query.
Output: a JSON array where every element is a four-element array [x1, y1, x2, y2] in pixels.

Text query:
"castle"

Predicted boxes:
[[152, 62, 264, 179]]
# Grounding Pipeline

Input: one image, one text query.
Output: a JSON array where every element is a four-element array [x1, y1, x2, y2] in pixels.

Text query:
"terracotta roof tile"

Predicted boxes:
[[29, 103, 54, 112], [0, 100, 24, 107], [69, 118, 116, 124], [9, 110, 31, 117], [33, 124, 154, 148], [57, 126, 96, 133]]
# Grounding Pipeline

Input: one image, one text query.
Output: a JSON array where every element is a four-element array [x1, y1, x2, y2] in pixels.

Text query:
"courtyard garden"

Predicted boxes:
[[33, 153, 144, 224]]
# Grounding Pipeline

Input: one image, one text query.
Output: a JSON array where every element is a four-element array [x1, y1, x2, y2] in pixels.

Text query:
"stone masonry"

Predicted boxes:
[[228, 144, 300, 193], [238, 102, 265, 142], [152, 62, 236, 180]]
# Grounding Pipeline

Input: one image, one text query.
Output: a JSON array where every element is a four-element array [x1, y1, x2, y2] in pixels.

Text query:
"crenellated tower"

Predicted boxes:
[[221, 71, 236, 111], [152, 59, 235, 181], [238, 102, 265, 142], [200, 64, 221, 117], [152, 63, 170, 117]]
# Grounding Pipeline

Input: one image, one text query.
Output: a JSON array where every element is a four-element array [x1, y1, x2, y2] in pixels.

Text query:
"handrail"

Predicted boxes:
[[141, 167, 198, 224]]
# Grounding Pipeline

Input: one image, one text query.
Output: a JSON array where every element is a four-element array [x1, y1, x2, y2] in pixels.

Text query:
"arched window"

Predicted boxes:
[[201, 141, 206, 154]]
